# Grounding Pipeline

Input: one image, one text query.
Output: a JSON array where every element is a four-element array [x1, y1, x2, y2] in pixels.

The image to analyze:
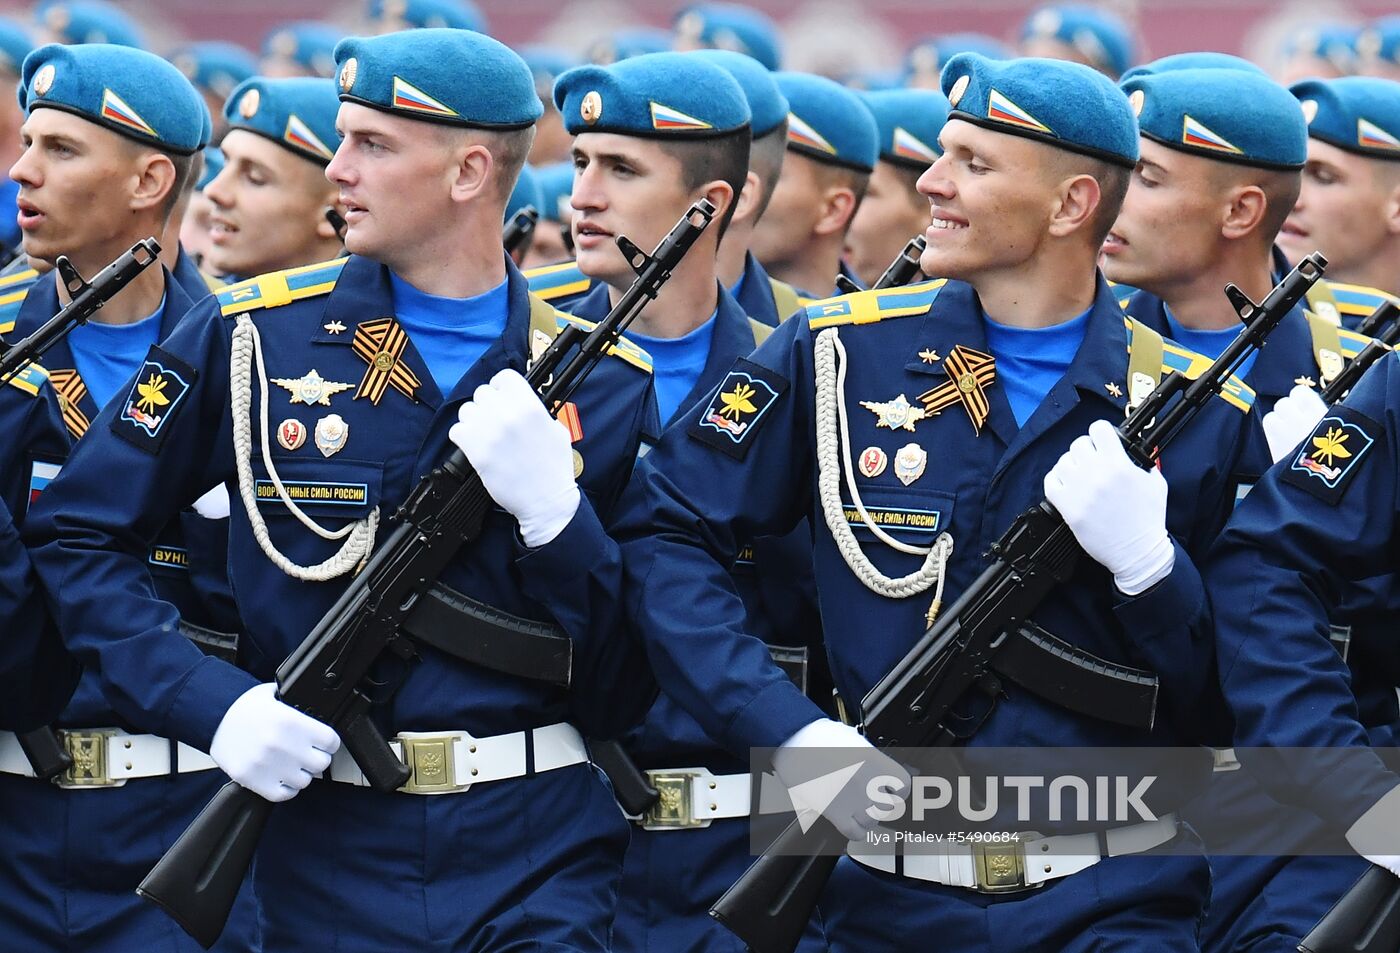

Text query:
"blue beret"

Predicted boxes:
[[687, 49, 787, 137], [1122, 68, 1306, 170], [776, 72, 878, 172], [534, 160, 574, 222], [859, 89, 948, 169], [226, 77, 342, 165], [335, 29, 541, 130], [518, 45, 579, 87], [19, 43, 209, 154], [367, 0, 486, 34], [941, 52, 1138, 168], [556, 52, 750, 139], [1359, 17, 1400, 67], [1282, 24, 1360, 74], [506, 164, 542, 221], [171, 42, 258, 100], [0, 17, 34, 75], [197, 146, 224, 191], [586, 28, 671, 66], [36, 1, 142, 49], [1292, 76, 1400, 160], [842, 69, 904, 92], [1119, 52, 1266, 84], [905, 33, 1011, 85], [674, 4, 781, 72], [1021, 5, 1135, 78], [262, 22, 342, 78]]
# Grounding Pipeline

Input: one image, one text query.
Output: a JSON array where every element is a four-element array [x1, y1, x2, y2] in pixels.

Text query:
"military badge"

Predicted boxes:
[[893, 442, 927, 486], [580, 91, 603, 125], [315, 414, 349, 458], [27, 459, 61, 513], [858, 446, 887, 478], [273, 369, 353, 406], [33, 64, 55, 97], [48, 368, 91, 439], [338, 57, 358, 92], [861, 394, 926, 432], [918, 345, 996, 435], [277, 418, 307, 451], [112, 347, 196, 453], [688, 358, 787, 460], [324, 320, 346, 335], [238, 88, 260, 119], [1281, 408, 1378, 503], [351, 318, 421, 404]]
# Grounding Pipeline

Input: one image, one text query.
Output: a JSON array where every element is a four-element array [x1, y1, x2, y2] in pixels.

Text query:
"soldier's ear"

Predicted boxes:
[[129, 151, 177, 216], [448, 141, 494, 206], [700, 177, 737, 228], [1220, 184, 1268, 241], [728, 170, 762, 227], [1382, 172, 1400, 237], [1047, 173, 1100, 239]]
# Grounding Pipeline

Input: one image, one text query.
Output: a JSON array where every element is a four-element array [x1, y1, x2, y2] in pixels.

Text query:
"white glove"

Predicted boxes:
[[1349, 784, 1400, 876], [773, 719, 911, 842], [1263, 383, 1328, 464], [1044, 418, 1174, 596], [209, 683, 340, 802], [448, 369, 580, 548], [191, 483, 231, 520]]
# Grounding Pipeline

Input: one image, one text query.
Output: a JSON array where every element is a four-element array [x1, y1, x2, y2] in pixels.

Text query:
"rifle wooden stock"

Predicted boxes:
[[137, 201, 717, 948]]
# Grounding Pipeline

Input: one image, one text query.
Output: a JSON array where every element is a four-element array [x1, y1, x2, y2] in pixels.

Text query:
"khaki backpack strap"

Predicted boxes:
[[768, 277, 802, 323], [1126, 317, 1165, 410], [747, 316, 774, 347], [1304, 309, 1346, 386]]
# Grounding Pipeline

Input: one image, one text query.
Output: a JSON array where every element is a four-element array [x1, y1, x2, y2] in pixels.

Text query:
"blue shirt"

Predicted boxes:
[[1164, 306, 1258, 380], [0, 178, 20, 250], [68, 295, 166, 408], [390, 272, 509, 395], [629, 311, 717, 425], [983, 306, 1090, 427]]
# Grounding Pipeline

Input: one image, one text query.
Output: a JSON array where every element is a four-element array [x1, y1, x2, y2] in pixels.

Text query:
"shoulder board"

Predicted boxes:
[[1325, 281, 1400, 320], [5, 361, 48, 397], [0, 269, 38, 335], [1159, 335, 1255, 413], [524, 261, 593, 302], [1337, 325, 1373, 359], [554, 312, 653, 374], [217, 257, 348, 317], [805, 279, 948, 330]]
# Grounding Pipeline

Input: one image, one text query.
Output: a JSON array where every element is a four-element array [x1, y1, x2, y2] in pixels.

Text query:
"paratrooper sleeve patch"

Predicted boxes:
[[1279, 405, 1379, 504], [687, 358, 787, 460], [111, 346, 197, 454]]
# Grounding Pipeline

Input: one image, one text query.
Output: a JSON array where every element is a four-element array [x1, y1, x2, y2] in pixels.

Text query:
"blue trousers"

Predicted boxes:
[[614, 817, 829, 953], [0, 770, 259, 952], [254, 762, 628, 952], [821, 839, 1210, 952]]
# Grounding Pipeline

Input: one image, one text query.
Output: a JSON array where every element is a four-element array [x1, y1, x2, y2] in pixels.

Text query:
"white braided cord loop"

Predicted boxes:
[[230, 313, 378, 581], [813, 326, 953, 600]]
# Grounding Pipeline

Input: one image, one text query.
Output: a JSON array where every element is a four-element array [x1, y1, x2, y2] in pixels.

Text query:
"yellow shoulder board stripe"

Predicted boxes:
[[806, 279, 948, 330], [524, 261, 592, 301], [1337, 327, 1371, 359], [0, 268, 39, 290], [218, 257, 348, 316], [1326, 281, 1399, 317], [553, 312, 653, 374], [5, 361, 48, 397], [1160, 337, 1255, 413], [0, 273, 37, 335]]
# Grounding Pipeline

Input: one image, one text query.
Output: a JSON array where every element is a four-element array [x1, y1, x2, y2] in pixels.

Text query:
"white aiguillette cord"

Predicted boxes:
[[814, 326, 953, 618], [230, 313, 378, 581]]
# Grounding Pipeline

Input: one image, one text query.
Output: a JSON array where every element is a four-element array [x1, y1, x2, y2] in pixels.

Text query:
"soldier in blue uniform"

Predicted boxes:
[[672, 3, 782, 72], [552, 50, 827, 952], [1278, 77, 1400, 311], [0, 42, 258, 953], [1360, 16, 1400, 81], [520, 45, 579, 166], [170, 41, 258, 142], [35, 0, 144, 49], [1019, 4, 1135, 78], [179, 145, 223, 276], [520, 158, 574, 268], [845, 88, 948, 288], [258, 20, 341, 79], [611, 53, 1258, 952], [26, 28, 659, 950], [686, 50, 800, 328], [750, 72, 878, 300], [903, 33, 1011, 90], [1102, 62, 1387, 953], [203, 76, 345, 281], [0, 18, 35, 258], [366, 0, 486, 35], [1205, 351, 1400, 890]]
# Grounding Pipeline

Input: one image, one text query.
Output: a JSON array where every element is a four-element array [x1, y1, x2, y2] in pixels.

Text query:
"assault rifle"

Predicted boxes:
[[503, 206, 539, 257], [1321, 301, 1400, 404], [710, 252, 1330, 953], [835, 235, 928, 295], [138, 201, 717, 949], [0, 239, 161, 387], [1299, 864, 1400, 953]]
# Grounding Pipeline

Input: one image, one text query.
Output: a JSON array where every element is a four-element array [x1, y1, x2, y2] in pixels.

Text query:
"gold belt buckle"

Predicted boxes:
[[971, 840, 1031, 894], [398, 734, 462, 794], [57, 729, 117, 788], [641, 770, 705, 829]]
